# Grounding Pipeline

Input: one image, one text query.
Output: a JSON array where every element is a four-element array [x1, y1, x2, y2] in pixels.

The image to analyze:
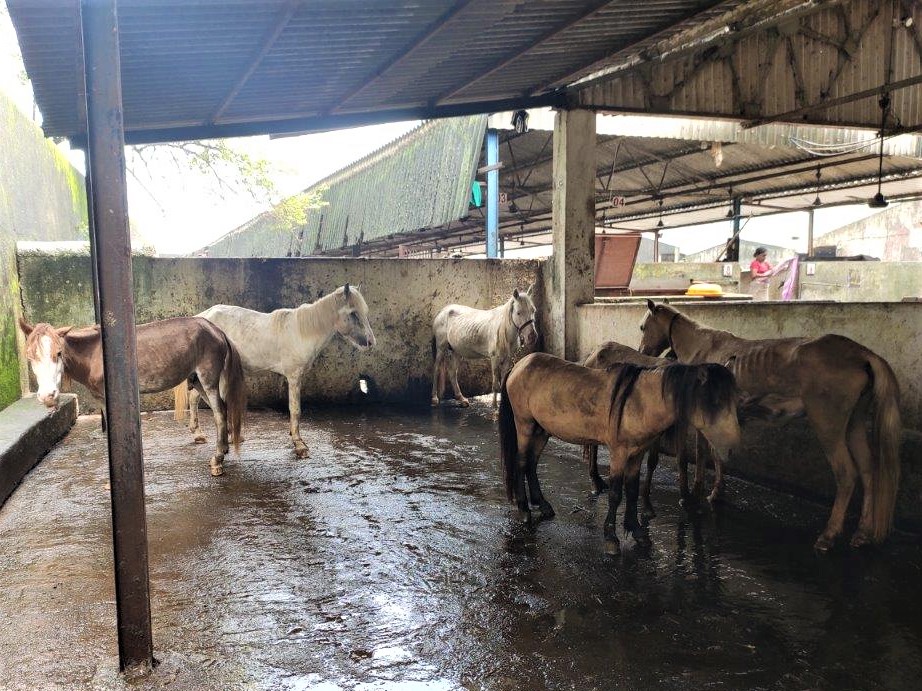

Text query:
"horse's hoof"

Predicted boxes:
[[210, 464, 224, 477], [517, 509, 533, 526], [430, 397, 439, 407], [193, 435, 207, 445], [604, 539, 621, 556], [457, 398, 470, 408], [813, 534, 836, 553], [632, 529, 652, 547], [294, 446, 309, 459], [537, 503, 555, 521], [849, 531, 874, 549]]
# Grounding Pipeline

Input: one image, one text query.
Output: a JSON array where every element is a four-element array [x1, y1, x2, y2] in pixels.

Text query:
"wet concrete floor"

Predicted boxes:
[[1, 401, 921, 690]]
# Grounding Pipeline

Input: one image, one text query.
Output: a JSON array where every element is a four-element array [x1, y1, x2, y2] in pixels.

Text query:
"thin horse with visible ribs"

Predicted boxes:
[[499, 352, 741, 554], [431, 287, 538, 408], [639, 300, 901, 551], [582, 341, 723, 514], [20, 316, 246, 477], [174, 284, 375, 458]]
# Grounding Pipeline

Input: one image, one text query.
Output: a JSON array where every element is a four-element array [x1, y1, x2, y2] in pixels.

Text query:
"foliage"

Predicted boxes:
[[127, 140, 277, 204], [268, 187, 329, 236]]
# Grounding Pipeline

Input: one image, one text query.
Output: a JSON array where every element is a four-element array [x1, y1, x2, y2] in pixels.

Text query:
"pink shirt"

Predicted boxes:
[[750, 259, 772, 276]]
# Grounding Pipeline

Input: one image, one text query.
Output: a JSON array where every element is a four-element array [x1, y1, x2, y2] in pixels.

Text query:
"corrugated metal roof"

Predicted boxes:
[[203, 115, 487, 257], [200, 111, 922, 257], [7, 0, 732, 144]]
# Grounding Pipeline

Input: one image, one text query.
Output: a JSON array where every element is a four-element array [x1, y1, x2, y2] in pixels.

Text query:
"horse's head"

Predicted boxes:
[[334, 284, 376, 350], [511, 286, 538, 348], [639, 299, 676, 356], [19, 318, 72, 408]]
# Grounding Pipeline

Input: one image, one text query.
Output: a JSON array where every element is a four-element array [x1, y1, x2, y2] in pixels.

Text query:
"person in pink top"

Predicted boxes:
[[750, 247, 772, 277]]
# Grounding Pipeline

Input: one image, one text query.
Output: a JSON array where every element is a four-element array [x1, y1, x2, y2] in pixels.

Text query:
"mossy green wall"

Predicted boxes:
[[0, 92, 88, 412]]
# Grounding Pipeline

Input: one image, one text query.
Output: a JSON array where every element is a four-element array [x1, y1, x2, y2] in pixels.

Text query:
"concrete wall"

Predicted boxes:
[[632, 260, 922, 302], [0, 92, 88, 413], [577, 300, 922, 528], [813, 201, 922, 261], [18, 253, 545, 411]]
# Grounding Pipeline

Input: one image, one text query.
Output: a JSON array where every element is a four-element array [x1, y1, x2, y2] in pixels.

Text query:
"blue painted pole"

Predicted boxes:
[[486, 129, 499, 258]]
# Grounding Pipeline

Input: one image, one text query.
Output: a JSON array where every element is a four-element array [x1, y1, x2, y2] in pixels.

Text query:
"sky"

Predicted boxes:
[[1, 2, 886, 258]]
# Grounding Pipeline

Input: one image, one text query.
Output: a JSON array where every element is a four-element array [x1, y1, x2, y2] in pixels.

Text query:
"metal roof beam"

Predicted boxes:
[[435, 0, 620, 104], [329, 0, 477, 114], [208, 0, 302, 124]]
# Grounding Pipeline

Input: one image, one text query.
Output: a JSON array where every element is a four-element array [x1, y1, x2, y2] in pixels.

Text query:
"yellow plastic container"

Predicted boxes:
[[685, 282, 723, 297]]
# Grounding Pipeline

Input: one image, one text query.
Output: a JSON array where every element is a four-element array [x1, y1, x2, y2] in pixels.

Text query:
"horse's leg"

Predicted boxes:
[[490, 357, 502, 409], [707, 443, 724, 505], [845, 394, 876, 547], [691, 432, 707, 500], [623, 453, 651, 546], [585, 444, 608, 494], [431, 346, 444, 406], [512, 423, 535, 524], [806, 401, 855, 552], [603, 447, 628, 555], [641, 440, 659, 519], [197, 379, 227, 477], [188, 387, 207, 444], [447, 353, 469, 407], [285, 371, 309, 458], [524, 432, 553, 520]]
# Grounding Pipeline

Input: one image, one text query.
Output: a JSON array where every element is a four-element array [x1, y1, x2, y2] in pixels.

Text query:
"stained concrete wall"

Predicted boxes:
[[17, 253, 545, 411], [631, 261, 922, 302], [577, 300, 922, 528], [0, 92, 88, 413]]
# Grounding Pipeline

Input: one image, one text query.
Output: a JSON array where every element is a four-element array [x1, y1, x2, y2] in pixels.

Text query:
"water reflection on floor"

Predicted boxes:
[[0, 400, 919, 690]]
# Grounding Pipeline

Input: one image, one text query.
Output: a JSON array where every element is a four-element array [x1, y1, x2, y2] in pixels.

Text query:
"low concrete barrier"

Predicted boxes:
[[0, 394, 78, 508]]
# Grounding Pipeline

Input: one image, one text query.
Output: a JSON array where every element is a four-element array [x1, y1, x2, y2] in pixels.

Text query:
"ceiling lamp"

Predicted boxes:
[[812, 167, 822, 207], [868, 95, 890, 209]]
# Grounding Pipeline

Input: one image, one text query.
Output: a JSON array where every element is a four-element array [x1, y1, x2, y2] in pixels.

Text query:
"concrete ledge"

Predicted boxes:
[[0, 394, 78, 508]]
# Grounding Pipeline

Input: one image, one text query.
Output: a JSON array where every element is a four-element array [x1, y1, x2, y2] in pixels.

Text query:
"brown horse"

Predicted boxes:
[[638, 300, 902, 551], [20, 316, 246, 477], [499, 352, 741, 554], [582, 342, 722, 514]]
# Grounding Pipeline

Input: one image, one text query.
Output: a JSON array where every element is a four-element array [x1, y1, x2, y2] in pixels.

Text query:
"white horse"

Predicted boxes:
[[174, 284, 375, 458], [431, 287, 538, 408]]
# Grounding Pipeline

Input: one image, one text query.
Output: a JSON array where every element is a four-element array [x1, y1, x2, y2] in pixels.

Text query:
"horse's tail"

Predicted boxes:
[[220, 334, 247, 453], [498, 371, 518, 503], [173, 381, 188, 422], [866, 352, 902, 542]]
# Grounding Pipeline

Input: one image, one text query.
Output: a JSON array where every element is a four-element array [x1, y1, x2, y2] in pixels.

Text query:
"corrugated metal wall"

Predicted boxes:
[[205, 115, 487, 257]]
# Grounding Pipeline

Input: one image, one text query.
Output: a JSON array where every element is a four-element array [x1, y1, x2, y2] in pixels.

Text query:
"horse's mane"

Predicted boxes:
[[660, 363, 738, 458], [294, 287, 366, 338], [608, 363, 648, 431], [494, 297, 517, 363]]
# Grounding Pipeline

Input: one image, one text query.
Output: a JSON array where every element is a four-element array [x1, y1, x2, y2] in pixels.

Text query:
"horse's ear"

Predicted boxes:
[[513, 288, 520, 300], [18, 316, 33, 336], [56, 326, 74, 337], [645, 299, 656, 313], [343, 283, 351, 298], [526, 283, 534, 297]]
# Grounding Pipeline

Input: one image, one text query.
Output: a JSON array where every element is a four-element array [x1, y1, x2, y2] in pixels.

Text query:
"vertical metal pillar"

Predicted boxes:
[[807, 208, 815, 255], [486, 129, 499, 258], [80, 0, 153, 672]]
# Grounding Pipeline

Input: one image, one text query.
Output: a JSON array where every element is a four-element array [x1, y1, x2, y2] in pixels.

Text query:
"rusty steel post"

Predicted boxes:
[[80, 0, 154, 672]]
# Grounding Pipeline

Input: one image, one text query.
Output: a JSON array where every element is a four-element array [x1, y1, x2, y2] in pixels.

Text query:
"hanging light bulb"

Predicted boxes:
[[812, 167, 822, 207], [868, 95, 890, 209]]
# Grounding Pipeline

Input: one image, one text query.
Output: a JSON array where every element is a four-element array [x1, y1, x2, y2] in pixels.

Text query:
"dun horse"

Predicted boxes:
[[175, 284, 375, 458], [20, 316, 245, 476], [639, 300, 901, 550], [582, 341, 722, 515], [499, 352, 740, 554], [431, 287, 538, 408]]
